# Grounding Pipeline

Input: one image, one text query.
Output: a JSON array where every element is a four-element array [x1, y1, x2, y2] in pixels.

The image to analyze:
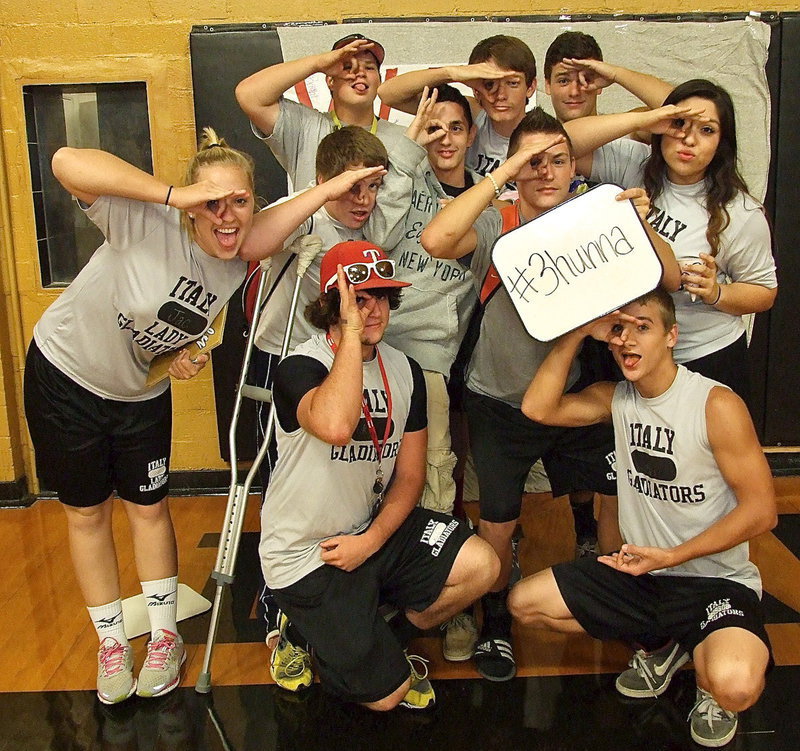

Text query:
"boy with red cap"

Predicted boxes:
[[258, 241, 498, 710]]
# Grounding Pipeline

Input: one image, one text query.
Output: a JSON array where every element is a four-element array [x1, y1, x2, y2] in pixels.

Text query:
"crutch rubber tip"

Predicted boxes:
[[195, 673, 212, 694]]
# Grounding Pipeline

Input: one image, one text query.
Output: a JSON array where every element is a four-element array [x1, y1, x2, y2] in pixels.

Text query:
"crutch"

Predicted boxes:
[[195, 235, 324, 693]]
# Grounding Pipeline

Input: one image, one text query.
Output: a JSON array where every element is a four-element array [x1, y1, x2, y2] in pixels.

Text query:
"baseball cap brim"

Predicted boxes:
[[352, 277, 411, 291], [331, 34, 385, 66]]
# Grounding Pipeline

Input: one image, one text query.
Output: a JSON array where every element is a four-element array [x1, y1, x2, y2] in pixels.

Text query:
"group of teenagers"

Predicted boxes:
[[24, 26, 778, 749]]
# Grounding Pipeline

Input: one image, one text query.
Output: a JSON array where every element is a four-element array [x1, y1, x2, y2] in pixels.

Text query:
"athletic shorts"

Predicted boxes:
[[465, 389, 617, 523], [682, 333, 749, 402], [552, 555, 773, 658], [24, 340, 172, 507], [271, 508, 473, 703]]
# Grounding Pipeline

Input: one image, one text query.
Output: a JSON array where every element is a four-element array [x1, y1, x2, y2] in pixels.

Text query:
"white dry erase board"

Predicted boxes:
[[490, 183, 663, 341]]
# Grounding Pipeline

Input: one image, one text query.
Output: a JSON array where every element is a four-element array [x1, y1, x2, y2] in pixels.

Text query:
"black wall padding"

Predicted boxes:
[[190, 17, 795, 458], [191, 24, 294, 462], [765, 14, 800, 444]]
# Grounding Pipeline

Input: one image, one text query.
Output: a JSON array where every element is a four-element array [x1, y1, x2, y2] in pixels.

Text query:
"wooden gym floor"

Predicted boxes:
[[0, 477, 798, 750]]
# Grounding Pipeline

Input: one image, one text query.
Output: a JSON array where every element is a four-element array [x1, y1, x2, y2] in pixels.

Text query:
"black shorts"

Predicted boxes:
[[465, 389, 617, 523], [272, 509, 473, 703], [553, 556, 773, 658], [682, 333, 749, 402], [24, 340, 172, 507]]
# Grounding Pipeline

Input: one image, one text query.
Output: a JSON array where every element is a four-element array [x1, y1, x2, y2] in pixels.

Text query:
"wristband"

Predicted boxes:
[[486, 173, 503, 199], [165, 185, 174, 206]]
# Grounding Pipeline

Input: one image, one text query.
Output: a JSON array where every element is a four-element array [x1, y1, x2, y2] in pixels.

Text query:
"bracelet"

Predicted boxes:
[[165, 185, 174, 206], [486, 173, 503, 199], [709, 284, 722, 306]]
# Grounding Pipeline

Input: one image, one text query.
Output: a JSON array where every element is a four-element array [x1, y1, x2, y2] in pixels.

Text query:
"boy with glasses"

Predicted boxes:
[[258, 241, 499, 710]]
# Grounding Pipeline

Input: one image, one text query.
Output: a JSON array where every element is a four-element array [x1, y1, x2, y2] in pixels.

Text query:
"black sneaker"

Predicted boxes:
[[474, 591, 516, 682]]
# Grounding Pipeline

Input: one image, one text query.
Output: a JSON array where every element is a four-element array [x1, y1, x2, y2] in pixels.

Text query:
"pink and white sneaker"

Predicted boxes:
[[97, 637, 136, 705], [136, 629, 185, 698]]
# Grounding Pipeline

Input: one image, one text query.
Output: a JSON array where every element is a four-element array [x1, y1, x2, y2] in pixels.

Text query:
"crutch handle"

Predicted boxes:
[[293, 234, 325, 277], [240, 384, 272, 402]]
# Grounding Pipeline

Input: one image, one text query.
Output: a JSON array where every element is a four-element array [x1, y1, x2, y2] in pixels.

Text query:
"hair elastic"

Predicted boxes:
[[165, 185, 173, 206]]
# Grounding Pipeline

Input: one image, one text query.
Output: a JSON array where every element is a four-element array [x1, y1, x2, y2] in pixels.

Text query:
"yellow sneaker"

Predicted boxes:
[[269, 613, 313, 692], [399, 653, 435, 709]]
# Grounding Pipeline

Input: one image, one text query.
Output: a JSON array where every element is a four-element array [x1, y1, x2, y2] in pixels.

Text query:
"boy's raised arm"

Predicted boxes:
[[522, 315, 629, 427], [236, 39, 375, 136]]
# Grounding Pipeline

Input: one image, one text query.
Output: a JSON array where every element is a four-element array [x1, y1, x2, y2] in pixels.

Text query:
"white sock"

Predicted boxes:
[[140, 576, 179, 637], [88, 600, 129, 646]]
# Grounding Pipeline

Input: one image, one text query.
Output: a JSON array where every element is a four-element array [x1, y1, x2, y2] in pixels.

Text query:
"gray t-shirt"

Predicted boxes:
[[259, 333, 425, 589], [379, 137, 478, 375], [252, 140, 418, 355], [612, 365, 762, 595], [592, 140, 777, 362], [467, 109, 507, 178], [464, 206, 580, 407], [253, 198, 362, 356], [466, 109, 516, 197], [252, 97, 407, 189], [34, 196, 245, 401]]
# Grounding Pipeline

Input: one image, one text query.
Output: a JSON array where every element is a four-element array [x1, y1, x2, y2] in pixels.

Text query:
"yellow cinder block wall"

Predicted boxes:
[[0, 2, 794, 492]]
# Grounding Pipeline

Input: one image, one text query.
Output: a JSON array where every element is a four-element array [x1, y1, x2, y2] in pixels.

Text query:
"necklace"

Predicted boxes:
[[325, 333, 392, 498], [331, 109, 378, 135]]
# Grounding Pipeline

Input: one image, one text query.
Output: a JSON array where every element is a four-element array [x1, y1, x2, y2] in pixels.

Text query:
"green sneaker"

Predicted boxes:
[[136, 629, 185, 698], [399, 653, 435, 709], [270, 613, 313, 692], [689, 687, 738, 747], [96, 637, 136, 705], [615, 641, 689, 698]]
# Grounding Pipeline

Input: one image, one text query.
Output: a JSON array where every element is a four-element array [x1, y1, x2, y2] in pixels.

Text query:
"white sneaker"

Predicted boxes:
[[689, 687, 738, 747], [615, 641, 690, 698], [96, 637, 136, 705], [442, 612, 478, 662], [136, 629, 185, 698]]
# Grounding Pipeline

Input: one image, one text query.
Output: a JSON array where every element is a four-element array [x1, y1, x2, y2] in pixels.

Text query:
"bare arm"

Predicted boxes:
[[238, 166, 386, 262], [422, 132, 567, 260], [378, 66, 462, 115], [52, 147, 175, 207], [378, 62, 509, 116], [712, 282, 777, 315], [601, 387, 777, 575], [567, 104, 706, 177], [319, 427, 426, 571], [521, 328, 616, 428], [236, 39, 376, 136], [296, 268, 365, 445], [561, 59, 673, 109], [51, 147, 246, 226], [681, 252, 777, 315]]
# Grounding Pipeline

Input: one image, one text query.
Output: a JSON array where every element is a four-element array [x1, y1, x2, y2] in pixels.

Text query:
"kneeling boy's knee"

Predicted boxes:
[[507, 581, 537, 624], [706, 663, 765, 712], [363, 678, 411, 712]]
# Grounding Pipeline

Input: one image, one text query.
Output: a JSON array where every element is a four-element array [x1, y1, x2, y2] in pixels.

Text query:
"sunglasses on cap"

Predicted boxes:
[[323, 258, 396, 292]]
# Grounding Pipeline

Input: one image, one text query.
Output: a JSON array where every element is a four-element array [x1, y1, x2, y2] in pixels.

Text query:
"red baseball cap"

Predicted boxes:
[[320, 241, 410, 293], [331, 33, 385, 67]]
